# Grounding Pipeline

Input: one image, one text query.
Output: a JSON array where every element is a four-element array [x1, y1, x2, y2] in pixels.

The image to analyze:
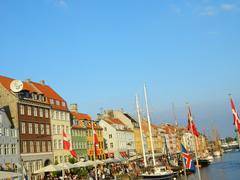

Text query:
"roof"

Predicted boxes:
[[0, 75, 68, 111], [123, 113, 137, 123], [110, 118, 125, 125], [32, 82, 68, 111], [0, 75, 37, 93], [71, 111, 92, 121]]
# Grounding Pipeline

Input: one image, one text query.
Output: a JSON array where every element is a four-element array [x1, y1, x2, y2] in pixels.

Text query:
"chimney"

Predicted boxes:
[[70, 104, 78, 112], [39, 80, 45, 85]]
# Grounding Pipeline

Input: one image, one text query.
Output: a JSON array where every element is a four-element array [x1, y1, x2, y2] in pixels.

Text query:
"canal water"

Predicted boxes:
[[178, 151, 240, 180]]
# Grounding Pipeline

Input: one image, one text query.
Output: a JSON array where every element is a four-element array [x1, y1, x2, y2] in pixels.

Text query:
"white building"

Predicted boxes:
[[99, 118, 135, 159]]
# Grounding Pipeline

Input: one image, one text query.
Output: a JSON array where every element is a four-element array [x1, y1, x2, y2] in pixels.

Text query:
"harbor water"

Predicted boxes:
[[178, 151, 240, 180]]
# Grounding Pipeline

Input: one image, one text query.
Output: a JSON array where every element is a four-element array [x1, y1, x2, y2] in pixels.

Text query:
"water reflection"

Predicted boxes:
[[178, 151, 240, 180]]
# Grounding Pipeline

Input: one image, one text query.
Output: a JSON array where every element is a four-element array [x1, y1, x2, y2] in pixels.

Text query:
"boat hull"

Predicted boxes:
[[140, 173, 176, 180]]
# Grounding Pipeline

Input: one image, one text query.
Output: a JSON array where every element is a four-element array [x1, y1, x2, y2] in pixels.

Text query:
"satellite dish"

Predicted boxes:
[[10, 80, 23, 93]]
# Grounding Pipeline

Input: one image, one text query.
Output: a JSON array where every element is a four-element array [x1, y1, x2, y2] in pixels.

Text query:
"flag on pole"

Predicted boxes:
[[63, 131, 77, 158], [187, 107, 199, 137], [181, 144, 195, 172], [93, 126, 99, 155], [230, 97, 240, 134]]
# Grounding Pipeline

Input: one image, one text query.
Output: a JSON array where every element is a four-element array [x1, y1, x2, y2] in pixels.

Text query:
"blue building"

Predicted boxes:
[[0, 106, 21, 173]]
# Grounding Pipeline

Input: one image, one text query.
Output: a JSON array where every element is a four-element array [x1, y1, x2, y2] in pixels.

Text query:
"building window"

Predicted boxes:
[[40, 124, 44, 135], [104, 127, 107, 131], [48, 141, 51, 152], [66, 113, 70, 121], [45, 109, 49, 118], [35, 124, 39, 134], [28, 123, 33, 134], [56, 111, 60, 120], [34, 107, 37, 116], [23, 141, 27, 153], [62, 112, 65, 120], [8, 144, 11, 154], [30, 141, 34, 153], [56, 100, 60, 106], [39, 108, 43, 117], [20, 105, 25, 115], [62, 101, 66, 107], [5, 144, 8, 154], [36, 141, 40, 152], [42, 141, 46, 152], [60, 156, 63, 163], [58, 140, 62, 149], [5, 128, 9, 136], [50, 99, 54, 105], [12, 144, 16, 154], [57, 125, 60, 134], [110, 143, 113, 148], [21, 122, 26, 134], [46, 124, 50, 135], [53, 111, 56, 119], [109, 134, 112, 139], [27, 106, 32, 116]]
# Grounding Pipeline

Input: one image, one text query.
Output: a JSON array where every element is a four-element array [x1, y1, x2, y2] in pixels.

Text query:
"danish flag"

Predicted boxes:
[[181, 144, 195, 172], [93, 127, 100, 155], [63, 131, 77, 158], [230, 97, 240, 134], [187, 107, 199, 137]]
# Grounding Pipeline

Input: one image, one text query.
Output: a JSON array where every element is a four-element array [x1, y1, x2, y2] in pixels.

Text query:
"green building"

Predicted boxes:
[[70, 104, 88, 161]]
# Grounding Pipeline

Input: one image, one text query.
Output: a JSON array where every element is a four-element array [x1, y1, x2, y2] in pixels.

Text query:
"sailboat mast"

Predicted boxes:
[[136, 94, 147, 167], [172, 103, 178, 127], [144, 84, 156, 166]]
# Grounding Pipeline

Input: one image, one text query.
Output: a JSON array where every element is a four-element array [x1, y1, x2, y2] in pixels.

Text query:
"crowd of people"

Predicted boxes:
[[41, 155, 178, 180], [42, 162, 142, 180]]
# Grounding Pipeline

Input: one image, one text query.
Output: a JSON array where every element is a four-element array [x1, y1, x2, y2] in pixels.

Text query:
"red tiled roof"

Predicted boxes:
[[0, 75, 38, 93], [32, 82, 68, 111], [71, 111, 92, 120], [0, 75, 68, 111], [110, 118, 125, 125]]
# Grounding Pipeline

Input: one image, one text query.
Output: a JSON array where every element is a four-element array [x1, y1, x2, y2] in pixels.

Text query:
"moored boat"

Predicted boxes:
[[213, 151, 221, 157], [140, 166, 176, 180]]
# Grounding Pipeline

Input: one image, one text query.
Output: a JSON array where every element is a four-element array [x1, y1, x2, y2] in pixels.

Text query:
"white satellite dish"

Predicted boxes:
[[10, 80, 23, 93]]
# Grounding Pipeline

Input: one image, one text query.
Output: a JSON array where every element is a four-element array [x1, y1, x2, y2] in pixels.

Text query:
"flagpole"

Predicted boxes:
[[187, 105, 201, 180], [144, 84, 156, 166], [229, 94, 240, 149], [62, 130, 65, 179], [91, 120, 98, 180], [136, 94, 147, 167], [181, 153, 187, 180]]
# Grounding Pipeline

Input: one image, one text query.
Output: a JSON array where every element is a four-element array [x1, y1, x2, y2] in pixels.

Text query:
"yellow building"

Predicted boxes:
[[141, 120, 163, 154], [86, 120, 105, 160]]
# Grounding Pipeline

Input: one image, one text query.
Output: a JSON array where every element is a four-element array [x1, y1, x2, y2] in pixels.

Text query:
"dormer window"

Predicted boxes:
[[50, 99, 54, 105], [56, 100, 60, 106], [62, 101, 66, 107]]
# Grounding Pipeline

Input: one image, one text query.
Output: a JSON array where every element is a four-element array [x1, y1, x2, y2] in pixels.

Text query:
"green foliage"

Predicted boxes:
[[68, 156, 77, 164]]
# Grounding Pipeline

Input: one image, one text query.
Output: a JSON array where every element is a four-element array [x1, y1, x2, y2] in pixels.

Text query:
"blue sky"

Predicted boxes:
[[1, 0, 240, 138]]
